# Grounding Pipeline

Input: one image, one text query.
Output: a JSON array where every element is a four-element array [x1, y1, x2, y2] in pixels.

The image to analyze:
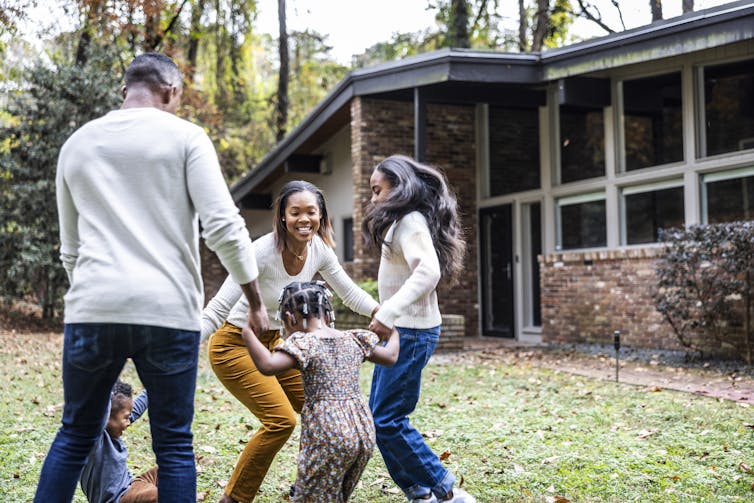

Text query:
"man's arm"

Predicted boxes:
[[240, 279, 269, 336]]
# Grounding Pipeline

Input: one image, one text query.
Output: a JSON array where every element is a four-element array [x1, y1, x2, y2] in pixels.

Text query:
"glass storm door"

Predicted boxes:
[[480, 204, 514, 337]]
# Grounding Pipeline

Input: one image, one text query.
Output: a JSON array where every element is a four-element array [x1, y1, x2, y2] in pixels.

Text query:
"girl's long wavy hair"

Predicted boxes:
[[361, 155, 466, 285], [272, 180, 335, 253]]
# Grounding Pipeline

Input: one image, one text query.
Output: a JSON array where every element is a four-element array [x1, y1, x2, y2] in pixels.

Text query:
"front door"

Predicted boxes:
[[480, 204, 514, 337]]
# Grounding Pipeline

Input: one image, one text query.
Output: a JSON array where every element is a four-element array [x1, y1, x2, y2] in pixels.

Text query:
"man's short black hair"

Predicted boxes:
[[125, 53, 182, 91]]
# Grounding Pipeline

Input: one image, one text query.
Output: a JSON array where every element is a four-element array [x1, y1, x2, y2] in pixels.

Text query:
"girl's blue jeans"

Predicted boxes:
[[34, 323, 199, 503], [369, 326, 455, 500]]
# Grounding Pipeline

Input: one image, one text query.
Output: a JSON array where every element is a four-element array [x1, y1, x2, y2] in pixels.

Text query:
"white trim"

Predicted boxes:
[[703, 165, 754, 183], [621, 179, 685, 195], [557, 191, 606, 206]]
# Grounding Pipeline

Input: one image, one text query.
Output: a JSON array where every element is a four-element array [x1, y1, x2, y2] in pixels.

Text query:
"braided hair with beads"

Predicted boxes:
[[276, 281, 336, 331]]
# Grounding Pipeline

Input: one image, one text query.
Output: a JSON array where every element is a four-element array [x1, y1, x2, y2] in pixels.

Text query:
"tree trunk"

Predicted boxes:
[[276, 0, 289, 142], [518, 0, 528, 51], [143, 9, 161, 51], [75, 0, 104, 66], [187, 0, 206, 83], [682, 0, 693, 14], [449, 0, 470, 48], [649, 0, 663, 22], [531, 0, 550, 52]]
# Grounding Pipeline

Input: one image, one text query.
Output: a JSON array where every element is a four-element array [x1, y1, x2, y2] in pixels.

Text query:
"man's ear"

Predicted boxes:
[[121, 85, 127, 99], [160, 84, 174, 105]]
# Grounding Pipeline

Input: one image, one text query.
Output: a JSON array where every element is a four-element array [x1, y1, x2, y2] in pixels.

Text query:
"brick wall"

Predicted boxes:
[[539, 247, 682, 350], [336, 312, 465, 353], [351, 97, 479, 338], [200, 240, 225, 305]]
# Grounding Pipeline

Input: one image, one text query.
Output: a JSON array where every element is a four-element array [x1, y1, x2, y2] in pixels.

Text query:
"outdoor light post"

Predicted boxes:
[[613, 330, 621, 382]]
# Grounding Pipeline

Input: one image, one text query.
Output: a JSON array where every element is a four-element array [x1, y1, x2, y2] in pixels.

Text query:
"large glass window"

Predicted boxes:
[[704, 168, 754, 224], [560, 105, 605, 183], [703, 58, 754, 157], [342, 217, 354, 262], [489, 106, 540, 196], [623, 184, 684, 244], [557, 193, 606, 250], [622, 72, 683, 171]]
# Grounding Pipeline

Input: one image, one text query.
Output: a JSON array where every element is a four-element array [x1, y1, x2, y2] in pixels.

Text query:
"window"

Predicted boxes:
[[622, 72, 683, 171], [702, 58, 754, 157], [703, 168, 754, 224], [557, 193, 606, 250], [560, 105, 605, 183], [488, 106, 540, 196], [342, 217, 354, 262], [623, 183, 684, 244]]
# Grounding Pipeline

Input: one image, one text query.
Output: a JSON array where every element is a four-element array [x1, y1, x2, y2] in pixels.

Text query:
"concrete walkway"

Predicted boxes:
[[433, 337, 754, 404]]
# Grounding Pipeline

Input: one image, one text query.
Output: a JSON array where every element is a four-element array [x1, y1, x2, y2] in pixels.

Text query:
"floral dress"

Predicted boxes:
[[276, 328, 379, 503]]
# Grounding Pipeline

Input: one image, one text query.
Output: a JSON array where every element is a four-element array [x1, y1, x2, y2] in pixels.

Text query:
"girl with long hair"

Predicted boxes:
[[362, 155, 475, 503]]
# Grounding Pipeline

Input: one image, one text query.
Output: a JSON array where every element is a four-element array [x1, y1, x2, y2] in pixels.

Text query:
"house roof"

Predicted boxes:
[[231, 0, 754, 201]]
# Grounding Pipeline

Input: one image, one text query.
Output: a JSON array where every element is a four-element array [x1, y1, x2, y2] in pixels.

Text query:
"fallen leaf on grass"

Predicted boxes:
[[743, 423, 754, 429], [542, 455, 560, 464], [646, 386, 662, 392], [422, 429, 444, 440], [710, 466, 723, 479], [439, 450, 451, 461], [739, 462, 754, 475], [636, 428, 658, 439]]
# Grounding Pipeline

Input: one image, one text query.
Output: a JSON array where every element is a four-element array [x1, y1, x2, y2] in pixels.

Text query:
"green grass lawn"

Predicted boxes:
[[1, 332, 753, 502]]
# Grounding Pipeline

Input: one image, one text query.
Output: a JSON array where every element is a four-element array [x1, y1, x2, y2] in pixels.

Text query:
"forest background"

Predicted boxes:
[[0, 0, 735, 320]]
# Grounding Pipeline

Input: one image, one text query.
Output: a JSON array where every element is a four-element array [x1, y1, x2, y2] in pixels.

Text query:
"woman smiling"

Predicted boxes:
[[201, 180, 379, 503]]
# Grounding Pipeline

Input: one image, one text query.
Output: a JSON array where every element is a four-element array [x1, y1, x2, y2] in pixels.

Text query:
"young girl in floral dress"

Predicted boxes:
[[242, 281, 399, 503]]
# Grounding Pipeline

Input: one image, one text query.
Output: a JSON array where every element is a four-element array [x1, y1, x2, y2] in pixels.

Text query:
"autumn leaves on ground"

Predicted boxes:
[[1, 330, 753, 502]]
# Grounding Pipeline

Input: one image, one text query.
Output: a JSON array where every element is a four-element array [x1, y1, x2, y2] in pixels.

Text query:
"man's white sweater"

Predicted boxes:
[[56, 107, 258, 331]]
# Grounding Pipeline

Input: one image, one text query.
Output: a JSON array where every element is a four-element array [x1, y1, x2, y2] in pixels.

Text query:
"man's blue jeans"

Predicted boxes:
[[369, 326, 455, 500], [34, 323, 199, 503]]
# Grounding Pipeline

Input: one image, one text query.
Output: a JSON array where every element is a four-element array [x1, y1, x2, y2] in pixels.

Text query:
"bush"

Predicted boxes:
[[0, 46, 121, 319], [653, 222, 754, 362], [327, 278, 378, 331]]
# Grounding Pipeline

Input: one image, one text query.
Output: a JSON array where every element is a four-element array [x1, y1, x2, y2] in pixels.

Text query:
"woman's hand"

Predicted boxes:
[[368, 317, 393, 342]]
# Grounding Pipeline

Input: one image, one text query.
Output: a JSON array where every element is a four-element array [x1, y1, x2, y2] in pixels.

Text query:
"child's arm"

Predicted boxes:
[[130, 390, 148, 423], [241, 326, 297, 375], [367, 329, 400, 366]]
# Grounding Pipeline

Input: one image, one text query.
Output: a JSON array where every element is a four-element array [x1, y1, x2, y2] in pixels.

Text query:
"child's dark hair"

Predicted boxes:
[[361, 154, 466, 285], [277, 281, 335, 330], [111, 380, 133, 413]]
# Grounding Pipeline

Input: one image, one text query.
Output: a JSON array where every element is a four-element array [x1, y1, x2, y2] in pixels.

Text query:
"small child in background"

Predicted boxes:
[[242, 280, 399, 503], [79, 380, 157, 503]]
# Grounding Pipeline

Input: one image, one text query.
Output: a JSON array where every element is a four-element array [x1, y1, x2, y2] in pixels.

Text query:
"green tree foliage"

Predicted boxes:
[[0, 46, 121, 318]]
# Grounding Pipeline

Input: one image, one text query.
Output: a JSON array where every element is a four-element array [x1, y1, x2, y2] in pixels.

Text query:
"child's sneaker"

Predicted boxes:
[[440, 487, 476, 502], [409, 494, 438, 503]]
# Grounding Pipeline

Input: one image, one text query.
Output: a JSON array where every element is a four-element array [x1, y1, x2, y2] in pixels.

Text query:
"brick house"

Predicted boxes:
[[204, 1, 754, 352]]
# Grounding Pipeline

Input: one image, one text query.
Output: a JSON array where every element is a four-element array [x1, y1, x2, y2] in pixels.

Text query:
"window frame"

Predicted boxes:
[[620, 179, 685, 245]]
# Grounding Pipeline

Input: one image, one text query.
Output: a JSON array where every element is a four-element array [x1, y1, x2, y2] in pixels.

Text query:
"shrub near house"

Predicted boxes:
[[654, 222, 754, 363]]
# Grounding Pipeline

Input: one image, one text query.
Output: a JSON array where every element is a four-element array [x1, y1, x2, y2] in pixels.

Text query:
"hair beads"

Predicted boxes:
[[278, 281, 336, 330]]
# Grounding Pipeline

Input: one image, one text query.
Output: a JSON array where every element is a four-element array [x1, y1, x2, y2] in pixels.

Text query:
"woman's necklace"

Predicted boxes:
[[288, 246, 306, 261]]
